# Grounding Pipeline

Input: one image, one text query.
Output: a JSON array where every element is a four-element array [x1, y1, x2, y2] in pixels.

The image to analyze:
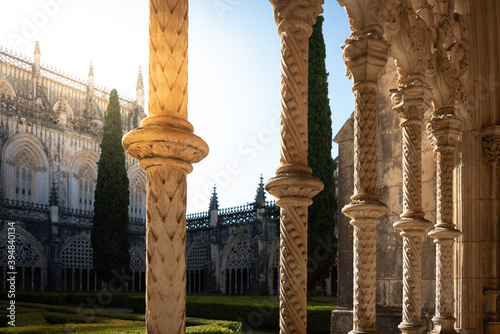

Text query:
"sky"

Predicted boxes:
[[0, 0, 354, 213]]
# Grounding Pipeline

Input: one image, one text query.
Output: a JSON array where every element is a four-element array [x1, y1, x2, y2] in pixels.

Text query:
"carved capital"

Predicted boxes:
[[338, 0, 388, 38], [343, 37, 389, 85], [265, 173, 323, 206], [269, 0, 323, 36], [482, 127, 500, 162], [123, 115, 209, 173], [427, 108, 461, 152], [392, 78, 432, 123]]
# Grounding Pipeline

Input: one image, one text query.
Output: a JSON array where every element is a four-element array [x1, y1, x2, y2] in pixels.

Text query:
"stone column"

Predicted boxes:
[[122, 0, 208, 333], [340, 33, 389, 334], [392, 78, 433, 334], [264, 1, 324, 333], [427, 108, 461, 333]]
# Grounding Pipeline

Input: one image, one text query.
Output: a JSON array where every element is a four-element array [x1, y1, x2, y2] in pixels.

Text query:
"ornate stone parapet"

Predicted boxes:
[[122, 0, 208, 333], [341, 34, 389, 334], [427, 108, 461, 334], [392, 77, 433, 334], [265, 1, 324, 332]]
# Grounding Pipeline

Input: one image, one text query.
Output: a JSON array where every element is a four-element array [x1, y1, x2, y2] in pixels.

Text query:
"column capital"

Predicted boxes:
[[265, 173, 323, 207], [343, 36, 389, 85], [481, 126, 500, 162], [392, 78, 432, 123], [427, 108, 461, 152], [122, 115, 208, 173], [269, 0, 324, 36]]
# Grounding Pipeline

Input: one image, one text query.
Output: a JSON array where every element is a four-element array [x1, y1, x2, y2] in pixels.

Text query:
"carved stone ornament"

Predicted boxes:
[[269, 0, 324, 35], [122, 1, 208, 333]]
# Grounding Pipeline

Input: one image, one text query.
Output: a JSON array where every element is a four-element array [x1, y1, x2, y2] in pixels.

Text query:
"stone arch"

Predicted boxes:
[[2, 133, 50, 203], [127, 164, 146, 219], [60, 234, 95, 292], [267, 240, 279, 296], [0, 79, 16, 97], [53, 99, 74, 126], [67, 150, 98, 210], [129, 247, 145, 292], [220, 233, 253, 295], [186, 238, 209, 293], [0, 227, 46, 291]]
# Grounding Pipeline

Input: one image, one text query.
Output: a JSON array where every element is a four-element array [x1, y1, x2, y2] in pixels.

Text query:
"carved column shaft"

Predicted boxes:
[[265, 2, 324, 333], [427, 109, 461, 334], [341, 35, 389, 334], [392, 80, 433, 334], [122, 0, 208, 333]]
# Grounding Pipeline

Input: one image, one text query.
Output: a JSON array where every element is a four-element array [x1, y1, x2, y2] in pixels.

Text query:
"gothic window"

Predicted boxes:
[[272, 247, 279, 295], [187, 240, 208, 293], [0, 81, 14, 97], [14, 151, 34, 203], [129, 248, 145, 292], [225, 237, 253, 295], [129, 177, 145, 219], [0, 234, 42, 291], [61, 235, 95, 292], [77, 165, 95, 211]]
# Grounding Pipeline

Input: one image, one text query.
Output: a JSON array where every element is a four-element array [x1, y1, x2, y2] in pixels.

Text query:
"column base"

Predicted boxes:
[[429, 316, 458, 334], [399, 321, 426, 334]]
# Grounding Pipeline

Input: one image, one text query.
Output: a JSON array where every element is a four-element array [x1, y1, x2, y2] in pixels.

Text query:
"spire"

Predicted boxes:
[[136, 66, 144, 107], [137, 66, 144, 89], [49, 181, 58, 206], [209, 185, 219, 211], [88, 61, 94, 92], [34, 41, 41, 55], [255, 174, 266, 204], [88, 61, 94, 77]]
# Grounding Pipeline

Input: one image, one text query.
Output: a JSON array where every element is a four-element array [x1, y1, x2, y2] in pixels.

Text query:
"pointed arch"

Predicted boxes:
[[0, 227, 46, 291], [220, 233, 253, 295], [0, 79, 16, 97], [127, 164, 146, 219], [68, 150, 98, 210], [267, 240, 280, 296], [2, 133, 50, 203], [186, 238, 209, 293], [60, 234, 95, 292]]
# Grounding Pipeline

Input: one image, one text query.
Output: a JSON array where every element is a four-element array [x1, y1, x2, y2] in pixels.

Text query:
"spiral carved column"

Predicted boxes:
[[122, 1, 208, 333], [265, 1, 324, 333], [341, 34, 389, 334], [392, 79, 433, 334], [426, 108, 461, 333]]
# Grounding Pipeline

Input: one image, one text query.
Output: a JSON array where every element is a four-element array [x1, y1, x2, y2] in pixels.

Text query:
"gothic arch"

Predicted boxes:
[[0, 79, 16, 97], [128, 165, 146, 219], [129, 247, 146, 291], [67, 150, 98, 210], [267, 240, 279, 296], [186, 238, 209, 293], [2, 133, 50, 203], [0, 227, 46, 291], [60, 234, 94, 292], [220, 233, 253, 295]]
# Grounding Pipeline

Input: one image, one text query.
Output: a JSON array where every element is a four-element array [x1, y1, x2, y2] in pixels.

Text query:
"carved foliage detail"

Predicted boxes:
[[279, 24, 310, 166], [146, 166, 187, 334], [269, 0, 323, 33], [149, 0, 188, 119], [352, 223, 377, 332], [279, 204, 308, 334], [353, 84, 378, 197], [483, 138, 500, 162]]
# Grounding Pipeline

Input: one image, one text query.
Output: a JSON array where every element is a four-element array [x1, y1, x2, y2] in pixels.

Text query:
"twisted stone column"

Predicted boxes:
[[427, 108, 461, 334], [341, 33, 389, 334], [265, 1, 324, 333], [392, 78, 433, 334], [122, 1, 208, 333]]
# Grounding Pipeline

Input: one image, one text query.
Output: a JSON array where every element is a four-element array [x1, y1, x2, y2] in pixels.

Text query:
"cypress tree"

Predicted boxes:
[[91, 89, 130, 286], [307, 15, 338, 298]]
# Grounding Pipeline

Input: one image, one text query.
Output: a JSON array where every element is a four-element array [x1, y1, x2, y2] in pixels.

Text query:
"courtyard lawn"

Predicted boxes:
[[0, 293, 337, 333], [0, 301, 240, 334]]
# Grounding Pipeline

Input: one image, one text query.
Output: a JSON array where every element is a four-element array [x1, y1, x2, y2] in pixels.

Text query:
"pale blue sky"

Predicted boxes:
[[0, 0, 354, 213]]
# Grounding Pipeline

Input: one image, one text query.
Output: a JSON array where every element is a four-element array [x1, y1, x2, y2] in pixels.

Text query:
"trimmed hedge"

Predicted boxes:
[[123, 295, 332, 333], [42, 312, 105, 325]]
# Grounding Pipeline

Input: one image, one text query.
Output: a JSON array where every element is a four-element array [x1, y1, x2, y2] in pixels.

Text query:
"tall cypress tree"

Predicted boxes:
[[91, 89, 130, 285], [307, 15, 338, 298]]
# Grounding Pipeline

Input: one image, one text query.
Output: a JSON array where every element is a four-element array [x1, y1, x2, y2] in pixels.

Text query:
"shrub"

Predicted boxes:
[[42, 312, 105, 325]]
